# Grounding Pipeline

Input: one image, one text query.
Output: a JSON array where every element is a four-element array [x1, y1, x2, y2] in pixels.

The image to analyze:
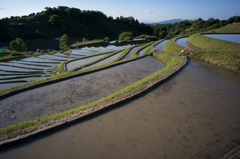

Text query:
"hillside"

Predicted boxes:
[[0, 6, 153, 42], [150, 16, 240, 39]]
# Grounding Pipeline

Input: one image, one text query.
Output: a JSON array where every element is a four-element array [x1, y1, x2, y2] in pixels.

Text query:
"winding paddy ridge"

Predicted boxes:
[[0, 44, 133, 90], [0, 33, 239, 159], [0, 58, 239, 159], [0, 56, 165, 128]]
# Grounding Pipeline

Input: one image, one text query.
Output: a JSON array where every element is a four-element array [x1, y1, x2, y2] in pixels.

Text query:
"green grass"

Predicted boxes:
[[187, 34, 240, 51], [0, 80, 27, 84], [129, 42, 154, 58], [53, 51, 113, 73], [163, 38, 187, 54], [192, 50, 240, 72], [0, 50, 185, 140], [209, 23, 240, 33]]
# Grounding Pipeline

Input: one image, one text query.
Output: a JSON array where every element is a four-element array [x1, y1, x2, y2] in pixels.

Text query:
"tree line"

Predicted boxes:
[[0, 6, 153, 42], [151, 16, 240, 39]]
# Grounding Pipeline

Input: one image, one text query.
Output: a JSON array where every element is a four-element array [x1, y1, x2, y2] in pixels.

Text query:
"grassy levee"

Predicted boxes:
[[0, 51, 186, 143], [163, 38, 187, 54], [54, 51, 113, 73], [68, 50, 123, 72], [187, 33, 240, 72], [0, 64, 44, 70], [0, 80, 27, 84], [210, 23, 240, 33], [192, 50, 240, 72], [187, 34, 240, 51], [71, 40, 105, 47], [129, 42, 154, 58], [0, 75, 42, 81], [0, 55, 30, 63]]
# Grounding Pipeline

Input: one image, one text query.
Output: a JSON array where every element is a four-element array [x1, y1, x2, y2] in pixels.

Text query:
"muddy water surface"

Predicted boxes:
[[0, 57, 165, 128], [0, 60, 239, 159]]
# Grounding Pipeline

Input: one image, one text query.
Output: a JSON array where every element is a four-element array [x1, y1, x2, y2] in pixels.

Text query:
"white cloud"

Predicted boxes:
[[145, 11, 153, 14], [131, 11, 136, 13]]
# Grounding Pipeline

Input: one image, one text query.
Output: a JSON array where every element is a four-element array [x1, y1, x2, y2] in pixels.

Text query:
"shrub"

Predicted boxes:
[[119, 32, 133, 41], [10, 38, 27, 52], [59, 34, 71, 50]]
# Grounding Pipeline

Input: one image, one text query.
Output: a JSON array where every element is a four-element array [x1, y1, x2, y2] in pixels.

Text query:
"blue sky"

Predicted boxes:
[[0, 0, 240, 22]]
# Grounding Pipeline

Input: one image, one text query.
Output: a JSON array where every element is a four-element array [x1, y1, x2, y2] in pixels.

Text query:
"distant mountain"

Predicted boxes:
[[142, 19, 190, 25], [157, 19, 186, 24], [140, 20, 158, 24]]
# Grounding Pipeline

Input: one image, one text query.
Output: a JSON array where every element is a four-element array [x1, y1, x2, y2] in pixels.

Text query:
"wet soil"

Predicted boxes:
[[0, 57, 165, 128], [0, 60, 239, 159]]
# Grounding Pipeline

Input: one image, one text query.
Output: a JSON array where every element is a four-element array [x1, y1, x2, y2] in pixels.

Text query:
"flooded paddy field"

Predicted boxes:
[[66, 54, 108, 70], [153, 40, 169, 51], [202, 34, 240, 43], [0, 43, 136, 90], [176, 37, 190, 48], [122, 46, 142, 59], [0, 59, 239, 159], [82, 52, 121, 70], [0, 56, 165, 128]]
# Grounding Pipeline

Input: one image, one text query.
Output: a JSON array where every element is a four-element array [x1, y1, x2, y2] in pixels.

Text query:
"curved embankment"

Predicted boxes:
[[56, 51, 112, 73], [187, 34, 240, 72], [129, 42, 155, 58], [163, 37, 195, 56], [68, 50, 123, 72], [0, 51, 186, 150], [187, 33, 240, 51]]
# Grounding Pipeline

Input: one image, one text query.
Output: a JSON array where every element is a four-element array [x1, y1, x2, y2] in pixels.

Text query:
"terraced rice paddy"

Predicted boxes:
[[122, 46, 142, 59], [0, 36, 239, 159], [153, 40, 169, 51], [0, 56, 165, 128], [82, 52, 122, 70], [0, 44, 134, 91]]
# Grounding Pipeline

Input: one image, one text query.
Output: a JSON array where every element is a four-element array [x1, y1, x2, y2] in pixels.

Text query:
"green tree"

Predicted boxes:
[[104, 36, 110, 42], [82, 37, 88, 42], [59, 34, 71, 50], [10, 37, 27, 52], [49, 15, 61, 26], [159, 31, 167, 39], [119, 32, 133, 41]]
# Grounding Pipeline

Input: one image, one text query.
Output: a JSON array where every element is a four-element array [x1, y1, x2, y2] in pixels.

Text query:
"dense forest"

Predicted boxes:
[[0, 6, 153, 42], [150, 16, 240, 39], [0, 6, 239, 43]]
